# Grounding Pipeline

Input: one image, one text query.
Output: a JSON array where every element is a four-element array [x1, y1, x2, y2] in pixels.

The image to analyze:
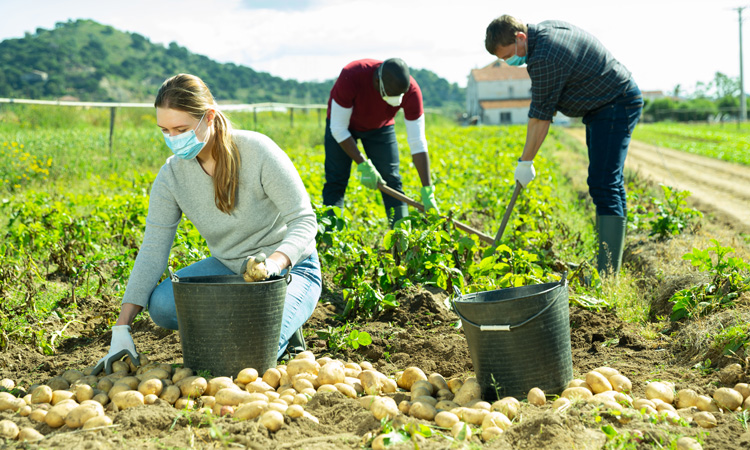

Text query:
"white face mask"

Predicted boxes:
[[378, 63, 405, 107]]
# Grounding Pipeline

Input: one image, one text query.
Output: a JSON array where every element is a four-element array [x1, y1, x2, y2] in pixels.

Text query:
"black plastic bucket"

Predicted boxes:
[[453, 275, 572, 400], [172, 273, 288, 377]]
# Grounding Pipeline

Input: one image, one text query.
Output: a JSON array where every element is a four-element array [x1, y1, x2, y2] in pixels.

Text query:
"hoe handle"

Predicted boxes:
[[377, 183, 494, 245], [493, 181, 523, 246]]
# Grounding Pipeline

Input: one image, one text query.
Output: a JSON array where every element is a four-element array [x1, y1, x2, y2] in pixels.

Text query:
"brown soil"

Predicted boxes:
[[1, 135, 750, 449]]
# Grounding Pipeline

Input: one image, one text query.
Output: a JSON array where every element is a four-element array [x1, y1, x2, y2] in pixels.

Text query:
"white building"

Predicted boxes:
[[466, 60, 531, 125]]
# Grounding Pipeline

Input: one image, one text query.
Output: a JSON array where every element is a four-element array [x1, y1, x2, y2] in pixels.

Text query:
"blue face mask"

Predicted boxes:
[[163, 113, 207, 160], [505, 42, 527, 66]]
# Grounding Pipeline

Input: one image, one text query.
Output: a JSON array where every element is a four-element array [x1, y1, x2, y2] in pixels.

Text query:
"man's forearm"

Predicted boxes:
[[412, 152, 432, 186], [520, 118, 551, 161], [338, 137, 364, 164]]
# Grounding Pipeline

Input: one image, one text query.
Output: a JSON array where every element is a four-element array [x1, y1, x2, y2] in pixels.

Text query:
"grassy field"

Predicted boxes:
[[633, 121, 750, 165]]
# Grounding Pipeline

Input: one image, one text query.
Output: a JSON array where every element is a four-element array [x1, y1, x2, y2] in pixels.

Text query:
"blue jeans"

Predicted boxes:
[[582, 79, 643, 217], [322, 119, 406, 217], [148, 251, 322, 359]]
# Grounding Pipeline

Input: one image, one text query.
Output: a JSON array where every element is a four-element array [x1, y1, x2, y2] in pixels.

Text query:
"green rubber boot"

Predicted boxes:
[[596, 215, 626, 277]]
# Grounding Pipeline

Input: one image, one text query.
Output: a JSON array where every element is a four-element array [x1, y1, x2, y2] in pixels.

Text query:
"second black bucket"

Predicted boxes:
[[172, 274, 288, 378], [453, 275, 572, 401]]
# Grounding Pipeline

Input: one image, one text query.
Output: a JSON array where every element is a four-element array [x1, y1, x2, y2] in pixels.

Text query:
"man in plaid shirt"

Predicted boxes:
[[485, 15, 643, 277]]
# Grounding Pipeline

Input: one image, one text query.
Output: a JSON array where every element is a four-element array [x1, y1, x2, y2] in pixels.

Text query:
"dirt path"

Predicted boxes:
[[565, 128, 750, 234]]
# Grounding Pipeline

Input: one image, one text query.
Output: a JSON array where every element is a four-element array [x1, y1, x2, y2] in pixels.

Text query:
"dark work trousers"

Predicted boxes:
[[582, 79, 643, 217], [322, 119, 407, 223]]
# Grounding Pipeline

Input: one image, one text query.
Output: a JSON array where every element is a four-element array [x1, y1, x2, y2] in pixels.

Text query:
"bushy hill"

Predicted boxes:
[[0, 19, 464, 109]]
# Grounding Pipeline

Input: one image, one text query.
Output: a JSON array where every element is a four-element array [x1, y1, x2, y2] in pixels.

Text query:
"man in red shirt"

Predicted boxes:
[[322, 58, 438, 226]]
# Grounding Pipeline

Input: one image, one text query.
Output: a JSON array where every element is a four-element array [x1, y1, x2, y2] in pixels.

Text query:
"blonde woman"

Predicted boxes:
[[92, 74, 320, 374]]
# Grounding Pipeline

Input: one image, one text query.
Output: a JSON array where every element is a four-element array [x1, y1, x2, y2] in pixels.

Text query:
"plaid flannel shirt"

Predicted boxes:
[[526, 21, 632, 120]]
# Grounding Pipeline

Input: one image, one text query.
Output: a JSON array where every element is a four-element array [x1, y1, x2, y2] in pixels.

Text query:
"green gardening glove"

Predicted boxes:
[[357, 159, 385, 190], [421, 185, 439, 213]]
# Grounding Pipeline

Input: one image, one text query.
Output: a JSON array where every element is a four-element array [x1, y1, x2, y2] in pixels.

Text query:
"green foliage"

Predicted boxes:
[[648, 185, 702, 239], [670, 239, 750, 321], [315, 324, 372, 354], [633, 122, 750, 166], [712, 323, 750, 357]]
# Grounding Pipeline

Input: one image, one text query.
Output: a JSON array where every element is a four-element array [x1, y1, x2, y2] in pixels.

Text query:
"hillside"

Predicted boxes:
[[0, 19, 464, 108]]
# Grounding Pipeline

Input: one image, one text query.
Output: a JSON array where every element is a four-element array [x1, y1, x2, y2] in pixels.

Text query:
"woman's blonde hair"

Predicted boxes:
[[154, 74, 240, 214]]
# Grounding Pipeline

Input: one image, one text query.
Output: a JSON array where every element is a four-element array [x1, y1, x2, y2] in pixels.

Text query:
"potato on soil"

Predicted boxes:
[[174, 397, 196, 410], [260, 409, 284, 432], [397, 367, 428, 391], [561, 387, 593, 401], [236, 368, 259, 384], [458, 407, 488, 425], [30, 385, 53, 404], [112, 390, 145, 410], [83, 415, 113, 429], [371, 396, 399, 421], [527, 387, 546, 406], [74, 384, 95, 402], [586, 371, 613, 394], [177, 376, 207, 397], [286, 358, 320, 378], [0, 379, 14, 391], [137, 378, 164, 397], [552, 397, 571, 411], [593, 366, 619, 379], [359, 370, 385, 396], [204, 377, 236, 396], [435, 410, 460, 428], [453, 377, 481, 406], [46, 401, 79, 428], [696, 395, 720, 412], [675, 389, 699, 409], [483, 411, 512, 430], [482, 426, 503, 441], [0, 419, 19, 440], [65, 401, 105, 428], [334, 383, 357, 399], [451, 421, 471, 440], [675, 437, 703, 450], [491, 397, 520, 419], [18, 427, 44, 442], [318, 360, 346, 386], [693, 411, 717, 428], [409, 401, 437, 420], [608, 374, 632, 393], [0, 393, 22, 412], [645, 381, 674, 404], [159, 385, 181, 405], [234, 400, 268, 420], [713, 387, 743, 411]]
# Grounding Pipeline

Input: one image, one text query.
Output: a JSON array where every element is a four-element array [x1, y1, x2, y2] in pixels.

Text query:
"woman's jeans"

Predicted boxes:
[[148, 251, 322, 359], [582, 79, 643, 217]]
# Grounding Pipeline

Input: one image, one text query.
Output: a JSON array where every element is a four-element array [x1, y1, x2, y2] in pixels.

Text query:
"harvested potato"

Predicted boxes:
[[586, 371, 613, 394], [371, 434, 387, 450], [0, 379, 14, 390], [19, 405, 32, 417], [74, 384, 95, 402], [236, 368, 259, 384], [159, 385, 181, 405], [451, 421, 471, 440], [713, 387, 743, 411], [235, 400, 268, 420], [260, 410, 284, 432], [645, 381, 674, 404], [409, 401, 437, 420], [286, 358, 320, 378], [676, 389, 699, 409], [243, 254, 269, 282], [359, 370, 385, 396], [65, 401, 104, 428], [453, 377, 481, 406], [83, 415, 114, 429], [204, 377, 236, 397], [608, 374, 632, 393], [144, 394, 159, 405], [567, 379, 589, 389], [527, 387, 546, 406], [696, 395, 720, 412], [111, 360, 130, 374], [18, 427, 44, 442], [435, 400, 460, 411], [447, 378, 463, 394], [97, 378, 114, 394], [427, 373, 449, 392], [675, 437, 703, 450], [561, 387, 594, 401], [0, 419, 19, 440], [482, 411, 512, 430], [458, 407, 488, 425], [138, 378, 164, 397], [371, 396, 399, 421], [593, 366, 620, 379], [107, 383, 133, 400], [693, 411, 717, 428], [46, 401, 79, 428], [177, 376, 207, 397], [411, 380, 435, 395], [734, 383, 750, 400], [482, 426, 503, 441], [318, 360, 345, 386], [29, 408, 48, 422], [436, 389, 454, 401], [491, 397, 520, 420], [398, 400, 412, 414], [262, 369, 282, 389], [435, 410, 460, 428], [552, 397, 571, 411], [30, 385, 53, 404], [172, 367, 194, 384], [112, 390, 145, 410], [174, 397, 196, 410], [633, 398, 656, 410], [398, 367, 428, 391], [359, 361, 374, 371], [0, 393, 20, 412], [334, 383, 357, 399], [286, 404, 305, 418]]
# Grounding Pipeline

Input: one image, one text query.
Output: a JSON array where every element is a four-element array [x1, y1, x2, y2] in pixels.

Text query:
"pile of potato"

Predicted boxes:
[[0, 355, 748, 447]]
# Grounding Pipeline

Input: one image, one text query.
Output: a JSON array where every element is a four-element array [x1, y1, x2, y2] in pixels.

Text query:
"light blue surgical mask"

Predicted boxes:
[[505, 42, 527, 66], [163, 113, 208, 160]]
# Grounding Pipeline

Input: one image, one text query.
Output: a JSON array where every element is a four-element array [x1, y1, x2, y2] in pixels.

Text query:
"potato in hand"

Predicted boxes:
[[243, 254, 269, 282]]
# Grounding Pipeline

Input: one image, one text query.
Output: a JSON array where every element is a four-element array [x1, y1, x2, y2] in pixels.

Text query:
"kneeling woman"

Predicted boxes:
[[93, 73, 320, 374]]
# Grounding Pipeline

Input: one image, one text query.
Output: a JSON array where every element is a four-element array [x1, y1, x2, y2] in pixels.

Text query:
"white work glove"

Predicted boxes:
[[243, 253, 281, 282], [515, 159, 536, 188], [91, 325, 139, 375]]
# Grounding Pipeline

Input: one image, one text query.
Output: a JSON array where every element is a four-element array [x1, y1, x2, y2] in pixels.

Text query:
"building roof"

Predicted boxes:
[[470, 60, 530, 82], [480, 99, 532, 110]]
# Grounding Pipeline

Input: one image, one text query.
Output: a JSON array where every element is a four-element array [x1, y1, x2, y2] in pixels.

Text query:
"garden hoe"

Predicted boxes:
[[492, 181, 523, 248], [377, 182, 494, 245]]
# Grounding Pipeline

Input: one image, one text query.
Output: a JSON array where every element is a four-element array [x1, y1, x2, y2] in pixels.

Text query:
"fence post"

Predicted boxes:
[[253, 107, 257, 129], [290, 107, 294, 128], [109, 107, 116, 156], [317, 107, 322, 127]]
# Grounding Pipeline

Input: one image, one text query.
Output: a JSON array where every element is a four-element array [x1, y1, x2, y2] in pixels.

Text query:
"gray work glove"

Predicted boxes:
[[91, 325, 139, 375]]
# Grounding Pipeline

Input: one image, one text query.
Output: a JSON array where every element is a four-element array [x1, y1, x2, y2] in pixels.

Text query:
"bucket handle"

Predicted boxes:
[[452, 273, 567, 332]]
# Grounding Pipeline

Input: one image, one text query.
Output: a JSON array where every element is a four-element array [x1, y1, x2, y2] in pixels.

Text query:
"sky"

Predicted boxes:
[[1, 0, 749, 95]]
